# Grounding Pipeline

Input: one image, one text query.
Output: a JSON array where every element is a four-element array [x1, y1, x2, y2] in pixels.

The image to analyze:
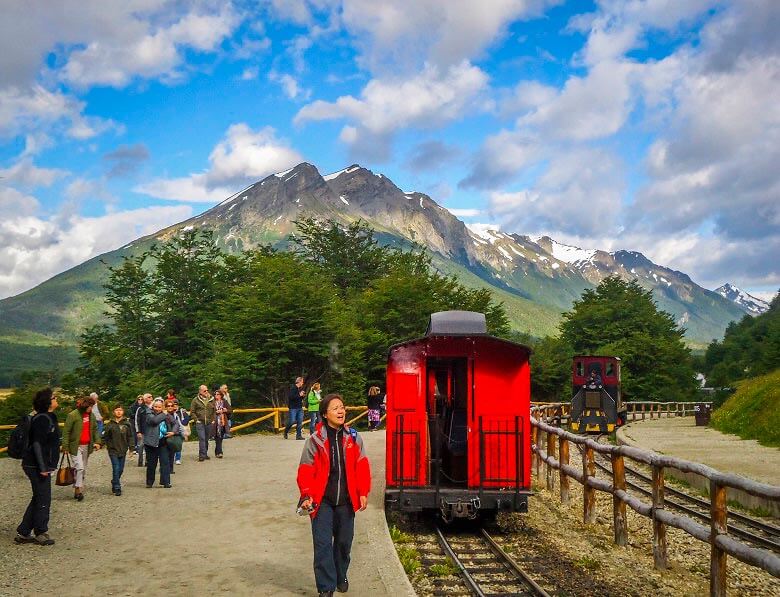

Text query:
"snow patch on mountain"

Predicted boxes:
[[548, 240, 596, 264], [323, 165, 360, 181], [466, 223, 501, 243], [714, 283, 770, 316]]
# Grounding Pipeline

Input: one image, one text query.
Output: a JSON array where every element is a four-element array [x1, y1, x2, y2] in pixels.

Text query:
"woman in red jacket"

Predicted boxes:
[[297, 394, 371, 597]]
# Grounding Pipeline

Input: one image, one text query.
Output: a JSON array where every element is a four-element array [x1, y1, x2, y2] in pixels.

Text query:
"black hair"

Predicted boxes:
[[319, 393, 344, 417], [32, 388, 54, 413]]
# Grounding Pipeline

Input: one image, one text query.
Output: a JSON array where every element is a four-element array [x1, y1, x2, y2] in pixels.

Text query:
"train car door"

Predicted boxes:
[[469, 341, 529, 490]]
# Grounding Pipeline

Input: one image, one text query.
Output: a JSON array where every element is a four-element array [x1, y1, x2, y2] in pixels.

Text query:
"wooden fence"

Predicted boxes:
[[0, 406, 374, 454], [531, 403, 780, 596]]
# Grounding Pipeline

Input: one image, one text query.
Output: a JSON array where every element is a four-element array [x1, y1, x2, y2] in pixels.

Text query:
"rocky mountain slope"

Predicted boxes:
[[714, 283, 770, 316], [0, 162, 749, 382]]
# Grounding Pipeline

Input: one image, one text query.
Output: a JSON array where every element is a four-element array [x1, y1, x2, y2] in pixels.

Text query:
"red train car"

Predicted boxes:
[[384, 311, 532, 520]]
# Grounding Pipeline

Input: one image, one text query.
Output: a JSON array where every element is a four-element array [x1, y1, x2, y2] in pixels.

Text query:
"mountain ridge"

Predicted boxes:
[[0, 161, 750, 382]]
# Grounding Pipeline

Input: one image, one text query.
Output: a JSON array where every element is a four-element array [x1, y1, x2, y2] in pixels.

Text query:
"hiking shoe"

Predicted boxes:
[[115, 489, 122, 496], [33, 533, 54, 546], [75, 493, 84, 502], [283, 431, 288, 439], [337, 580, 349, 593], [318, 592, 333, 597], [216, 454, 223, 458], [163, 484, 172, 488], [14, 533, 35, 545], [146, 484, 153, 488], [175, 459, 182, 465], [296, 436, 305, 440]]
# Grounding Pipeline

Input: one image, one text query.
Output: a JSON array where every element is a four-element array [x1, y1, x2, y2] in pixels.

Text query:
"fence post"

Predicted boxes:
[[531, 425, 538, 475], [710, 481, 728, 596], [652, 465, 668, 569], [559, 437, 570, 505], [536, 429, 543, 480], [583, 446, 596, 524], [611, 452, 628, 546], [642, 403, 646, 421], [274, 409, 280, 432], [546, 432, 556, 491]]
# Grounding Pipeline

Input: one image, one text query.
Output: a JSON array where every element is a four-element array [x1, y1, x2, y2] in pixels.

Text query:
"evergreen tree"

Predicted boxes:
[[559, 276, 696, 401]]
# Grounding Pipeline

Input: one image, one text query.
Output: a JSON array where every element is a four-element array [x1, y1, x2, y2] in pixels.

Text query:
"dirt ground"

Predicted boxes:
[[0, 432, 411, 597]]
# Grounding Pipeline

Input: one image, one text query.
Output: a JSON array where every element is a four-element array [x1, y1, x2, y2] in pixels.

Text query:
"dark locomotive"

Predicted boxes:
[[384, 311, 532, 521], [569, 355, 627, 433]]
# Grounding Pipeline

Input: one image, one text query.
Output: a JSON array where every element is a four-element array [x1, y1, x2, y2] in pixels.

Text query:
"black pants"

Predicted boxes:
[[18, 466, 52, 536], [215, 427, 225, 455], [311, 501, 355, 593], [145, 445, 172, 486]]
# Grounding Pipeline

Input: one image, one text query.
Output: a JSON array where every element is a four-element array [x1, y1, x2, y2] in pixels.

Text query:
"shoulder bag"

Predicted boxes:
[[55, 452, 76, 486]]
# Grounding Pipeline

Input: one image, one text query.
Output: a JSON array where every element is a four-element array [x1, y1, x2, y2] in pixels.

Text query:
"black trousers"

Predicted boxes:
[[311, 501, 355, 593], [18, 466, 52, 536]]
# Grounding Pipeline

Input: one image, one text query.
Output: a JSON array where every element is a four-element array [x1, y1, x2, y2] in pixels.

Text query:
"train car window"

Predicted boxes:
[[606, 362, 614, 376], [576, 361, 583, 376]]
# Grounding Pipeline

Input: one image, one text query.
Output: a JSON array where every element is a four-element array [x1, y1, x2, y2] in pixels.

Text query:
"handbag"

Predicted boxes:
[[167, 434, 184, 452], [55, 453, 76, 486]]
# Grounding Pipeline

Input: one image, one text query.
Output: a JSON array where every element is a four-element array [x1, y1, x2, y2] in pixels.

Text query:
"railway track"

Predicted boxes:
[[592, 454, 780, 553], [427, 524, 550, 597]]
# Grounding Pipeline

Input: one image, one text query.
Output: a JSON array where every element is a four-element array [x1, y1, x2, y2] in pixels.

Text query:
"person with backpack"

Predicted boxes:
[[307, 382, 322, 435], [14, 388, 60, 546]]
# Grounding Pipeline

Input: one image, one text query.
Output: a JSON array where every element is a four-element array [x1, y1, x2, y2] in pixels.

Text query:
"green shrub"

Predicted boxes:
[[396, 546, 421, 575]]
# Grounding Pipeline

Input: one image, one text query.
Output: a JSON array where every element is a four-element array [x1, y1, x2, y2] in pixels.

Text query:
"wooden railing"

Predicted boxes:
[[0, 407, 375, 454], [530, 403, 780, 596]]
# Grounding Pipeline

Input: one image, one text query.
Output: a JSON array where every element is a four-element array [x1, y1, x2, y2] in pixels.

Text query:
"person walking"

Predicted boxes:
[[173, 398, 189, 465], [101, 404, 134, 496], [134, 393, 153, 466], [220, 384, 233, 438], [128, 395, 144, 456], [90, 392, 109, 435], [161, 400, 184, 482], [213, 390, 232, 459], [62, 396, 101, 501], [297, 394, 371, 597], [190, 385, 215, 461], [15, 388, 60, 546], [366, 387, 382, 431], [285, 376, 306, 440], [307, 382, 322, 435], [143, 398, 171, 488]]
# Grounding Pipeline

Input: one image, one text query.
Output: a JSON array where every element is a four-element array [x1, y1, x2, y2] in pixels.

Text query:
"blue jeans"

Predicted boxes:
[[196, 422, 210, 458], [309, 411, 319, 434], [96, 420, 104, 435], [109, 454, 126, 491], [285, 408, 303, 438], [311, 502, 355, 593]]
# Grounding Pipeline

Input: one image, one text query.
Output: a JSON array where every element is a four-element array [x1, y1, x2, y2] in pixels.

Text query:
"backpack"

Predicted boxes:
[[7, 413, 41, 459]]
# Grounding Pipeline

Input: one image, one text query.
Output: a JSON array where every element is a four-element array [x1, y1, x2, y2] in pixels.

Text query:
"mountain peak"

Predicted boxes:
[[714, 283, 769, 316]]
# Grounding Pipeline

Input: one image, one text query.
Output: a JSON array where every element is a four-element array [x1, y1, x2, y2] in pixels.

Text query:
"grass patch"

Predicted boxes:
[[710, 369, 780, 447], [389, 524, 413, 544], [396, 546, 421, 575], [429, 558, 458, 577], [574, 555, 601, 572]]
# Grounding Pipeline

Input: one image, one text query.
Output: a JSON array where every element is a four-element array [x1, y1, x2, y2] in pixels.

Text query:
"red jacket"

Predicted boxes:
[[297, 423, 371, 518]]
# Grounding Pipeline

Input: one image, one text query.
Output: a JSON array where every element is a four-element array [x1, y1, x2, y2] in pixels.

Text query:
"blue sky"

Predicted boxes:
[[0, 0, 777, 301]]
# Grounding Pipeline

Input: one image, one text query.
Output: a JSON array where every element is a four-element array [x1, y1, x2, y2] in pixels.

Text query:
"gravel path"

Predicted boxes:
[[0, 432, 411, 597]]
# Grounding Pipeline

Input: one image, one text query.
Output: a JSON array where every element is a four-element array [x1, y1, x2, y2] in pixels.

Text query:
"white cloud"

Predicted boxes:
[[295, 61, 488, 156], [136, 124, 304, 202], [269, 71, 310, 100], [60, 6, 238, 88], [0, 201, 193, 299], [340, 0, 558, 72], [0, 158, 67, 188]]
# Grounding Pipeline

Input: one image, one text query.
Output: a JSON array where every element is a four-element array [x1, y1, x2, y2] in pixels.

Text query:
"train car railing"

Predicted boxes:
[[530, 403, 780, 596]]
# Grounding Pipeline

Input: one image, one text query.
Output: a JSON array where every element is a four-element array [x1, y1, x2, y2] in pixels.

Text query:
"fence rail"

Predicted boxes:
[[530, 403, 780, 596], [0, 406, 374, 454]]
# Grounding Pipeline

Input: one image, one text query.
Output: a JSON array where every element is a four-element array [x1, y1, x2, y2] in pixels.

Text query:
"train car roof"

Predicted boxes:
[[388, 311, 532, 355]]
